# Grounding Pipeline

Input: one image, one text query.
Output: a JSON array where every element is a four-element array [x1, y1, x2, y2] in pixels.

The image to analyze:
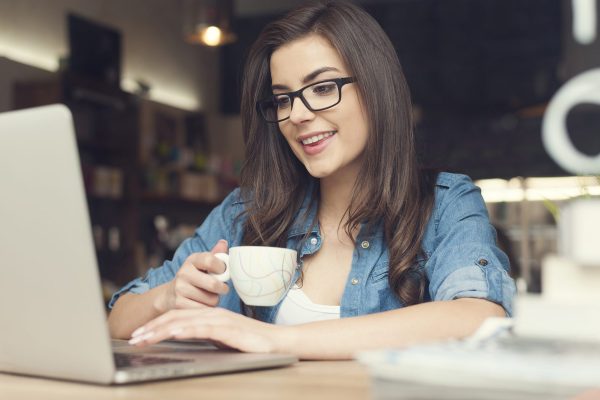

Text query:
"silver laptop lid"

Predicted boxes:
[[0, 105, 115, 384]]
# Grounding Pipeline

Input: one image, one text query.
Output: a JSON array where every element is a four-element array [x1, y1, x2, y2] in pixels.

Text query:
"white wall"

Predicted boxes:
[[0, 0, 220, 112], [207, 113, 244, 161]]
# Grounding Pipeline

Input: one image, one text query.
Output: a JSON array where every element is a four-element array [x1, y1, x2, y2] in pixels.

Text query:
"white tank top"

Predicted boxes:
[[274, 285, 341, 325]]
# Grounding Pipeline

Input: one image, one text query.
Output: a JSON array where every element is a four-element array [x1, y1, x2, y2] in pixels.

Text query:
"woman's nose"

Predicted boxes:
[[288, 96, 315, 124]]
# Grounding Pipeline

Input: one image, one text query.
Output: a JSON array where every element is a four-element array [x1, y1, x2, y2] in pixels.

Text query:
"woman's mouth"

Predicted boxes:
[[300, 131, 336, 146], [299, 131, 337, 156]]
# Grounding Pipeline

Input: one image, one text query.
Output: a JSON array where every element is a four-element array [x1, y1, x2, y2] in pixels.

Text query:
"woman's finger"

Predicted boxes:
[[184, 268, 229, 295], [130, 311, 216, 346], [131, 309, 197, 338], [128, 308, 278, 354], [173, 295, 208, 309], [210, 239, 229, 255], [175, 281, 221, 307], [187, 252, 227, 275]]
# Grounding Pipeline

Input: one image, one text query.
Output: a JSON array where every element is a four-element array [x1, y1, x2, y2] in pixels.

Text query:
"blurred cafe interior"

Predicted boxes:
[[0, 0, 599, 304]]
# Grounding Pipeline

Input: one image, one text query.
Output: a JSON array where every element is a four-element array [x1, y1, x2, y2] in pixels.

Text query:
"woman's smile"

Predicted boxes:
[[298, 130, 337, 155]]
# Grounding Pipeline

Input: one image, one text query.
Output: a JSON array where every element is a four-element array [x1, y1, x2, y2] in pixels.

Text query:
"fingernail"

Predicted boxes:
[[141, 331, 155, 340], [129, 331, 154, 345], [131, 327, 145, 337], [128, 336, 143, 345]]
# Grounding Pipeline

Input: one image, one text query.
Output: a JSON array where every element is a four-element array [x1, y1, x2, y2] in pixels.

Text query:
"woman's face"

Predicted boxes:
[[270, 34, 369, 181]]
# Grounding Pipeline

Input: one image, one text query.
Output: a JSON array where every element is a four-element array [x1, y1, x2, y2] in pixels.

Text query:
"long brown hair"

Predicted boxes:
[[239, 0, 436, 306]]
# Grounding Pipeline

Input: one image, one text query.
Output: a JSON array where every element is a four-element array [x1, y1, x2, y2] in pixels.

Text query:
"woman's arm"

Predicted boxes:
[[425, 174, 516, 316], [107, 190, 242, 338], [108, 284, 170, 339], [283, 297, 505, 359], [128, 297, 505, 359], [109, 241, 230, 339]]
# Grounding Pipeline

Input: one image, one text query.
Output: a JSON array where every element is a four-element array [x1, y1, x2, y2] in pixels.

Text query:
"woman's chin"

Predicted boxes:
[[304, 165, 333, 179]]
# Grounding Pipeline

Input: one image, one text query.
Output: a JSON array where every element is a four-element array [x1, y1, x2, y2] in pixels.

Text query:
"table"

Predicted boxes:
[[0, 361, 372, 400]]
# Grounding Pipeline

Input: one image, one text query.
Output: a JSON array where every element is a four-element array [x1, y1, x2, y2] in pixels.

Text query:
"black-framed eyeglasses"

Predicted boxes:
[[256, 77, 356, 123]]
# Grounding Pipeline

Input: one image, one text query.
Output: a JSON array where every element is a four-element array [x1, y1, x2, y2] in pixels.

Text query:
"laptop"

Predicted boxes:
[[0, 104, 297, 385]]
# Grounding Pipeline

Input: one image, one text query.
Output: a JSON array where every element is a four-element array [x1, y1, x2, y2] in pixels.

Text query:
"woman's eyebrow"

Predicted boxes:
[[301, 66, 340, 84], [271, 66, 341, 91]]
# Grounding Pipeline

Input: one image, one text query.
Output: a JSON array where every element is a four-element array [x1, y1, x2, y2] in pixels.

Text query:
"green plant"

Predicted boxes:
[[542, 175, 600, 223]]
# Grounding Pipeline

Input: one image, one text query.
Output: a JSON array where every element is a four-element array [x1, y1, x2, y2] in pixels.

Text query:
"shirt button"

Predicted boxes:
[[361, 240, 370, 249], [351, 278, 359, 285], [310, 237, 318, 245], [478, 259, 489, 266]]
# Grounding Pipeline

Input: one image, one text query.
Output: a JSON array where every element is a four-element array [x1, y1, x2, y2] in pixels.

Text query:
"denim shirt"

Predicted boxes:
[[109, 172, 516, 320]]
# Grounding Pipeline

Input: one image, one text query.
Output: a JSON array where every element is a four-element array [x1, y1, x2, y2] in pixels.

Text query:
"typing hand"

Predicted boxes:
[[128, 307, 285, 354]]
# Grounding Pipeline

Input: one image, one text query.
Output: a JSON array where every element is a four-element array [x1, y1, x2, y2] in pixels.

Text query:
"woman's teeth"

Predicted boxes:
[[301, 131, 336, 145]]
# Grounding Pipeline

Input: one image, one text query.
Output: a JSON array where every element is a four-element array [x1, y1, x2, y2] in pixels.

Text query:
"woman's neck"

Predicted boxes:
[[318, 166, 360, 230]]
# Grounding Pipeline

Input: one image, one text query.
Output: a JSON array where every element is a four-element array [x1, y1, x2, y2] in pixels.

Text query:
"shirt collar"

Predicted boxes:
[[285, 180, 386, 240]]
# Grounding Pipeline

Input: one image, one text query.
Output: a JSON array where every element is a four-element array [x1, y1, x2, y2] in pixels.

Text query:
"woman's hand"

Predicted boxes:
[[128, 308, 288, 354], [157, 239, 230, 313]]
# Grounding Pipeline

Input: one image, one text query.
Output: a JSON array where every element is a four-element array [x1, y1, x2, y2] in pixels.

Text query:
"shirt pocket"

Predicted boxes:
[[365, 262, 400, 312], [369, 257, 430, 312], [370, 262, 390, 283], [370, 256, 428, 283]]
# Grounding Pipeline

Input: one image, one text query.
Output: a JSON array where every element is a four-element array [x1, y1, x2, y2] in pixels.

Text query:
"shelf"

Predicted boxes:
[[86, 194, 126, 204], [12, 74, 221, 287], [78, 140, 133, 154]]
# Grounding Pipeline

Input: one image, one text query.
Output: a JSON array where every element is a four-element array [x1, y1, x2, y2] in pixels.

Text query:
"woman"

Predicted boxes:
[[108, 0, 515, 360]]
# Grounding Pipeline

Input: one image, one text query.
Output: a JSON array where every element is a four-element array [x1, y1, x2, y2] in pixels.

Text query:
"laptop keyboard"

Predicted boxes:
[[114, 353, 190, 369]]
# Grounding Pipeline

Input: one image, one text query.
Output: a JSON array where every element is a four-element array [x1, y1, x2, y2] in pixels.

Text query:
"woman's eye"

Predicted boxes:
[[275, 96, 291, 108], [312, 82, 336, 95]]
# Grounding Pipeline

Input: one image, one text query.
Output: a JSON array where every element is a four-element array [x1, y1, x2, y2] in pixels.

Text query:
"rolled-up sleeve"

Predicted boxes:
[[108, 189, 244, 309], [426, 174, 516, 316]]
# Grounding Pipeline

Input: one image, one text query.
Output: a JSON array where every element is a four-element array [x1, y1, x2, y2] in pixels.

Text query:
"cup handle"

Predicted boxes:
[[211, 253, 230, 282]]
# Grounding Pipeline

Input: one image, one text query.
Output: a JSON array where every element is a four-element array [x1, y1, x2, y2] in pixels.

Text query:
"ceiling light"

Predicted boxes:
[[183, 0, 236, 47]]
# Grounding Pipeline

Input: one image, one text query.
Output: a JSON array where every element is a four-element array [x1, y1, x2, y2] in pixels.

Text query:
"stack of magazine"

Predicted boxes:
[[356, 318, 600, 400]]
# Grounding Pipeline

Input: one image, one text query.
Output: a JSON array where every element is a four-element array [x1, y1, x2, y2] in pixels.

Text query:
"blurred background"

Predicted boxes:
[[0, 0, 598, 302]]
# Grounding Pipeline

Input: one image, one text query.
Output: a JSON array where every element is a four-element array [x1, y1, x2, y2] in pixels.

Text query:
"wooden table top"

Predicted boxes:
[[0, 361, 372, 400]]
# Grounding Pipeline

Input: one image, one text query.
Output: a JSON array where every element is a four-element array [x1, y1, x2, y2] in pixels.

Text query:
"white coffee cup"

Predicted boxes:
[[542, 68, 600, 175], [211, 246, 297, 306]]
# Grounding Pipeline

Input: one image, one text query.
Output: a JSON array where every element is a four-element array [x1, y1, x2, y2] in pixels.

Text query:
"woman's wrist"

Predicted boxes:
[[151, 283, 172, 314], [271, 324, 299, 355]]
